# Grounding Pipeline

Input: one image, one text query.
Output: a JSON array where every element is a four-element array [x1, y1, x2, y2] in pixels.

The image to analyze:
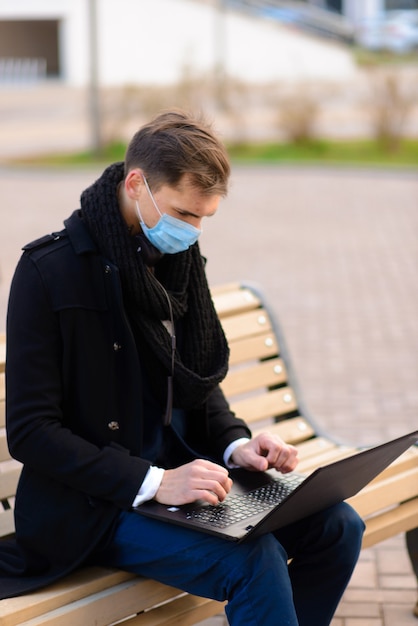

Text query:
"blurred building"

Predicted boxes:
[[311, 0, 417, 18], [0, 0, 416, 87]]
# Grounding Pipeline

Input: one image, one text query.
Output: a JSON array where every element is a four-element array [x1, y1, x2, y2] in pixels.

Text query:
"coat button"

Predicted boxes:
[[113, 342, 122, 351], [108, 421, 120, 431], [104, 265, 111, 274]]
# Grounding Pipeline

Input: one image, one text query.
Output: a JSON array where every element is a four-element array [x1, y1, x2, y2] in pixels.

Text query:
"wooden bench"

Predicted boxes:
[[1, 282, 418, 625]]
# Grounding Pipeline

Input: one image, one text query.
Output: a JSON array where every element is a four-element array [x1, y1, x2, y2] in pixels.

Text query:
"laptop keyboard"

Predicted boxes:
[[185, 473, 304, 529]]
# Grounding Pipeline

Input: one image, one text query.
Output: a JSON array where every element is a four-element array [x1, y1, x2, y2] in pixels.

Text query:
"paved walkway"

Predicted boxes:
[[0, 164, 417, 625]]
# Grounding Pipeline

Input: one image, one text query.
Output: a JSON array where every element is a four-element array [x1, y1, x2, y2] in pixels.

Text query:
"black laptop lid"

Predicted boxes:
[[245, 429, 418, 541]]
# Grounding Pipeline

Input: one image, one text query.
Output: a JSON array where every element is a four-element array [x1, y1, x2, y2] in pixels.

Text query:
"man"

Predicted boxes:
[[3, 111, 364, 625]]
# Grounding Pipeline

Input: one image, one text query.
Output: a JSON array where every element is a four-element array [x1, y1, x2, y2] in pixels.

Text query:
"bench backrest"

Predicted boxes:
[[213, 283, 318, 443]]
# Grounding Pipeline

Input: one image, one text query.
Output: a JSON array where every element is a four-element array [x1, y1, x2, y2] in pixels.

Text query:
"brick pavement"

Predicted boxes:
[[0, 164, 417, 625]]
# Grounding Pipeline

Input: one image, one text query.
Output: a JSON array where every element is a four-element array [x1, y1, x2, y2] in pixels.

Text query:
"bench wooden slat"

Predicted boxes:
[[294, 437, 338, 460], [362, 448, 418, 486], [362, 498, 418, 549], [0, 431, 10, 463], [228, 331, 279, 366], [211, 286, 260, 318], [295, 442, 418, 480], [254, 417, 316, 445], [209, 282, 240, 297], [0, 569, 135, 625], [230, 386, 298, 423], [124, 594, 225, 626], [0, 372, 5, 429], [0, 508, 15, 537], [0, 466, 20, 501], [0, 569, 175, 626], [10, 581, 221, 626], [0, 338, 5, 375], [221, 309, 273, 343], [296, 446, 356, 473], [221, 357, 287, 397], [348, 467, 418, 517]]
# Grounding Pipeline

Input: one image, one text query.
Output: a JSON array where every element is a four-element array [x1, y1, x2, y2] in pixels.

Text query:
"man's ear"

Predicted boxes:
[[125, 168, 144, 200]]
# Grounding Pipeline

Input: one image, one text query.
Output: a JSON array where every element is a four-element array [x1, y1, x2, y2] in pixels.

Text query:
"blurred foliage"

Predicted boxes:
[[366, 69, 417, 152], [7, 62, 418, 169], [277, 90, 320, 145]]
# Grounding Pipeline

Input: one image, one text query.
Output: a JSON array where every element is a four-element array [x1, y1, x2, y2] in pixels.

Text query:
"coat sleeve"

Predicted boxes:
[[6, 253, 150, 511], [205, 385, 252, 464]]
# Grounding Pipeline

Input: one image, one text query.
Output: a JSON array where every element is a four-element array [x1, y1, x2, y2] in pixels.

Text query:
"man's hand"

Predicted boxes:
[[230, 432, 299, 474], [155, 459, 233, 506]]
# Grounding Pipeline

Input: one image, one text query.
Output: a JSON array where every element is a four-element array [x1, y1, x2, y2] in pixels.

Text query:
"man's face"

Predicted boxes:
[[137, 173, 220, 232]]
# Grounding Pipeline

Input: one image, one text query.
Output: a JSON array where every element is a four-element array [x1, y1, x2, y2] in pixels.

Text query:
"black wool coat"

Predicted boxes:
[[1, 210, 250, 598]]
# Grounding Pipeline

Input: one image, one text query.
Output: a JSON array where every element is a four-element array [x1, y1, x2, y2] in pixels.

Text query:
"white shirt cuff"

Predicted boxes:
[[133, 438, 251, 507], [132, 466, 165, 507], [224, 438, 251, 468]]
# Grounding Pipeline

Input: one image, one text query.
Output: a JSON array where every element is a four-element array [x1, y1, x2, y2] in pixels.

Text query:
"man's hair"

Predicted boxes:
[[124, 110, 230, 195]]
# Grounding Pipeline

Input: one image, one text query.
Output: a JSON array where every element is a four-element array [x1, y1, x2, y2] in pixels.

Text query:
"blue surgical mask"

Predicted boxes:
[[135, 177, 201, 254]]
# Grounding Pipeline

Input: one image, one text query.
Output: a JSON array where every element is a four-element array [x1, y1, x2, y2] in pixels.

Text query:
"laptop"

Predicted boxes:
[[135, 430, 418, 543]]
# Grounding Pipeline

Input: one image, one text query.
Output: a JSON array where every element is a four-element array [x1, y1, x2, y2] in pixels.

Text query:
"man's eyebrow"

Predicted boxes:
[[175, 207, 216, 218]]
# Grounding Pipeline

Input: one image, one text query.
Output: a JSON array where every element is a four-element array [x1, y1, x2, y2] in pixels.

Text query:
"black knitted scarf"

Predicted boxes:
[[80, 162, 229, 411]]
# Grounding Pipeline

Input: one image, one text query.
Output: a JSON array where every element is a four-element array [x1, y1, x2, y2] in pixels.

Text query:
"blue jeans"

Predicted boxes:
[[93, 502, 364, 626]]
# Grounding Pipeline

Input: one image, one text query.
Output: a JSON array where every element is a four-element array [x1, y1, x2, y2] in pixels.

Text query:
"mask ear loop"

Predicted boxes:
[[158, 282, 176, 427], [135, 199, 144, 225], [135, 175, 162, 228], [143, 176, 163, 218], [137, 183, 175, 423]]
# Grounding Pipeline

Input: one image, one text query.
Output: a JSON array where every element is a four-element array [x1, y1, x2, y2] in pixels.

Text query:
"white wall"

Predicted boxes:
[[0, 0, 358, 86], [96, 0, 218, 86], [96, 0, 358, 86]]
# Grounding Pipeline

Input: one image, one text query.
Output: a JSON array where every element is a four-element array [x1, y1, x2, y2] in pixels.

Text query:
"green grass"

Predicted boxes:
[[352, 46, 418, 67], [8, 138, 418, 169], [226, 139, 418, 167]]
